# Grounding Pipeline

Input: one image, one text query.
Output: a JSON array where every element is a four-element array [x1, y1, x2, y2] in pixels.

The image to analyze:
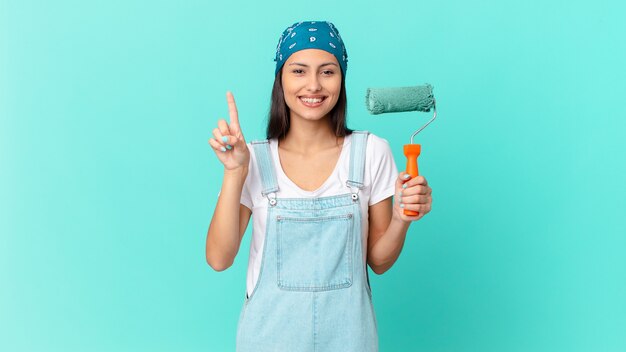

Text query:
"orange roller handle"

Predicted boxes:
[[403, 144, 421, 216]]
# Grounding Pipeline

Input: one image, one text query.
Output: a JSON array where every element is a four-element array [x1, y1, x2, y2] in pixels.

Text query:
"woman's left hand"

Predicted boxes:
[[392, 172, 433, 222]]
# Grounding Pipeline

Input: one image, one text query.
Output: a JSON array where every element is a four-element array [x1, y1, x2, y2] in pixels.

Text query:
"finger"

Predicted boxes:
[[216, 119, 236, 147], [394, 189, 404, 203], [396, 171, 412, 188], [208, 137, 228, 152], [398, 194, 430, 204], [217, 118, 231, 137], [397, 171, 425, 189], [400, 185, 431, 196], [226, 91, 240, 131], [212, 128, 226, 146], [405, 175, 427, 187], [398, 171, 413, 181], [399, 179, 427, 194], [400, 202, 431, 213]]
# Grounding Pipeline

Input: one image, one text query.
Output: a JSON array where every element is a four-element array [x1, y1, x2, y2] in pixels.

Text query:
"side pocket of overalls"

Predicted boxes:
[[276, 212, 354, 291]]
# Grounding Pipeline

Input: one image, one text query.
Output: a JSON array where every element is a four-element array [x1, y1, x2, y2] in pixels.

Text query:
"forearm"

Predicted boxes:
[[367, 217, 411, 274], [206, 166, 248, 270]]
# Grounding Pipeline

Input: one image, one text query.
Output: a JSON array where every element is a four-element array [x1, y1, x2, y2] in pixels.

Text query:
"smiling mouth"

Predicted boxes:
[[299, 96, 326, 107]]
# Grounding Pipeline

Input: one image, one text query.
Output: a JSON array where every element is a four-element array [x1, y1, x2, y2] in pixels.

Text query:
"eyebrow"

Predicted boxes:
[[288, 62, 339, 68]]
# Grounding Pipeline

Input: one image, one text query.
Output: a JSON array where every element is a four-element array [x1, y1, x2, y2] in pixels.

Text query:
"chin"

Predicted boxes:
[[299, 110, 332, 121]]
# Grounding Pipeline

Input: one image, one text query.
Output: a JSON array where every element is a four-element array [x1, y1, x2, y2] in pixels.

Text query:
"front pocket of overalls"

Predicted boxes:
[[276, 213, 354, 291]]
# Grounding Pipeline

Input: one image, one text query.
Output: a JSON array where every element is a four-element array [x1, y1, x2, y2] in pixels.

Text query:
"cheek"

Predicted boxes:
[[282, 87, 298, 110], [329, 81, 342, 98], [328, 77, 342, 95], [281, 74, 294, 92], [281, 82, 293, 98], [282, 79, 300, 98]]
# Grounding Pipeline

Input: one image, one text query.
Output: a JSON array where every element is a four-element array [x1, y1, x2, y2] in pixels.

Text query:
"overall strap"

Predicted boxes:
[[250, 140, 279, 205], [346, 131, 370, 192]]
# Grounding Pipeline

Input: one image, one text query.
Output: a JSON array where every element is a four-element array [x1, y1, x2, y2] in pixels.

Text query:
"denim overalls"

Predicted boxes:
[[236, 131, 378, 352]]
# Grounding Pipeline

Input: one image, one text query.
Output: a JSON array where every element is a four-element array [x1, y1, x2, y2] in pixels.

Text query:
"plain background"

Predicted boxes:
[[1, 0, 625, 351]]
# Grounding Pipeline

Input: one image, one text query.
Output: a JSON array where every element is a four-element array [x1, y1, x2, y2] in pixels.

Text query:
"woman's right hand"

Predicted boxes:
[[208, 91, 250, 171]]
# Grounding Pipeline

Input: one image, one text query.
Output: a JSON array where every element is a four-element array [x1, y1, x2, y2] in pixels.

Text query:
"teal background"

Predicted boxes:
[[1, 0, 625, 351]]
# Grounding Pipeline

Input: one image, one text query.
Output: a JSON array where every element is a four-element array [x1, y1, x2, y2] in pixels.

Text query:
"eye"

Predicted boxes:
[[292, 69, 304, 74], [322, 70, 334, 75]]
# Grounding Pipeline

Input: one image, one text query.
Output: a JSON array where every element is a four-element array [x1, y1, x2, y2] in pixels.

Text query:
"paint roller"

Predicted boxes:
[[365, 84, 437, 216]]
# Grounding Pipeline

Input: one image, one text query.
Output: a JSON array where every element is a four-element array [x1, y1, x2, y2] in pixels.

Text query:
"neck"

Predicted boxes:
[[279, 114, 342, 154]]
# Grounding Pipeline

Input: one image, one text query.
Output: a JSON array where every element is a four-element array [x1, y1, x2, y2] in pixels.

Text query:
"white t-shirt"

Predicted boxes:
[[239, 132, 398, 298]]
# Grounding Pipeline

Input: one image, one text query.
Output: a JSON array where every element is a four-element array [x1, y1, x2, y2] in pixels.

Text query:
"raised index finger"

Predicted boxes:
[[226, 91, 240, 130]]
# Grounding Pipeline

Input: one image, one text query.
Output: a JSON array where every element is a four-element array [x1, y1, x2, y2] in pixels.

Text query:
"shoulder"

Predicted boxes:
[[347, 131, 390, 149], [243, 140, 264, 179], [361, 132, 397, 177], [365, 132, 391, 148], [360, 132, 392, 158], [245, 138, 272, 158], [243, 138, 278, 175]]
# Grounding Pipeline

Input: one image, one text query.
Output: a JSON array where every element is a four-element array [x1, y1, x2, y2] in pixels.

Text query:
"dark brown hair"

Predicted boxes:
[[266, 68, 353, 140]]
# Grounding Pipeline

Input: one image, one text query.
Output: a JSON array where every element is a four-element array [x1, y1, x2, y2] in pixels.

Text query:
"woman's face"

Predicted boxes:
[[281, 49, 342, 123]]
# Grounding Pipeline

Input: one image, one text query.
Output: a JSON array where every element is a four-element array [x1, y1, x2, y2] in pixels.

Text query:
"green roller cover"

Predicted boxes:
[[365, 84, 435, 114]]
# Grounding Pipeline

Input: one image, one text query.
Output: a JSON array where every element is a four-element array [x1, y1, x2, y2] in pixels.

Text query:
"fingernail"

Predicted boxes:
[[226, 145, 232, 150], [400, 203, 404, 208], [220, 146, 226, 152], [221, 136, 228, 143], [402, 184, 407, 189], [397, 191, 402, 198], [403, 174, 411, 180]]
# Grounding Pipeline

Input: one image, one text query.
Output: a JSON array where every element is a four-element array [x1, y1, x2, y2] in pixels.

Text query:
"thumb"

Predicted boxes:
[[221, 132, 246, 149], [235, 128, 247, 147], [228, 119, 245, 144]]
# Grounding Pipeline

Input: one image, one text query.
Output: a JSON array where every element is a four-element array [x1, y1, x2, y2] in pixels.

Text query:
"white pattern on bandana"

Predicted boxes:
[[274, 21, 347, 73]]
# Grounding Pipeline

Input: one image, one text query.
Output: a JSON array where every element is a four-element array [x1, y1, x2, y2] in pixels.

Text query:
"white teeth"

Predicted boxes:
[[300, 97, 323, 103]]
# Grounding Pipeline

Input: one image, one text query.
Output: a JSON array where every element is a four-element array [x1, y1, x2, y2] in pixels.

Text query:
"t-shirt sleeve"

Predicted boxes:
[[240, 170, 253, 211], [239, 144, 254, 211], [368, 134, 399, 206]]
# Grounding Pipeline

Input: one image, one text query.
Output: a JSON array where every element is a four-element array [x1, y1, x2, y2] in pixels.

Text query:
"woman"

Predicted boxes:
[[206, 20, 432, 352]]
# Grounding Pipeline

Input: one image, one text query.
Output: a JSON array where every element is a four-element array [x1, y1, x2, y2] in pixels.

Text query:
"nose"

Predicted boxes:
[[306, 73, 322, 92]]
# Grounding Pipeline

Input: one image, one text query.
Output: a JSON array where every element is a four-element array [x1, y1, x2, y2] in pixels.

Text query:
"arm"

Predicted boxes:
[[367, 173, 433, 275], [366, 197, 410, 274], [205, 91, 252, 271], [205, 167, 252, 271]]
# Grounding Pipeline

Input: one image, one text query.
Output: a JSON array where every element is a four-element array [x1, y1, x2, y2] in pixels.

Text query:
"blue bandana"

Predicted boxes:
[[274, 21, 348, 77]]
